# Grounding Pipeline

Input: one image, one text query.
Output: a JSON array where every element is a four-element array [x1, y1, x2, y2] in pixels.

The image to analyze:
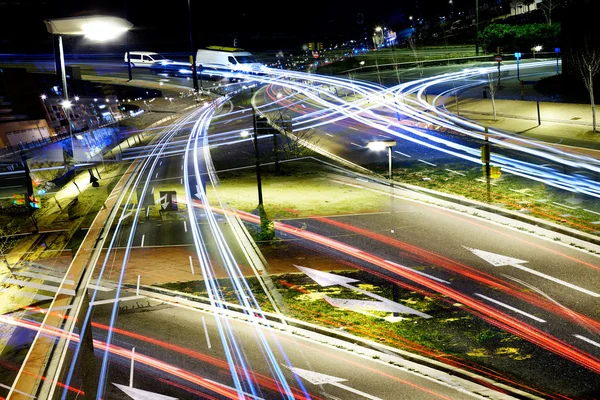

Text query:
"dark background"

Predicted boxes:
[[0, 0, 480, 54]]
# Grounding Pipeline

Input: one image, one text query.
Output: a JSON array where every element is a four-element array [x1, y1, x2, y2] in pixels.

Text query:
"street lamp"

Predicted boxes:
[[44, 16, 133, 102], [367, 140, 397, 186], [532, 45, 542, 59]]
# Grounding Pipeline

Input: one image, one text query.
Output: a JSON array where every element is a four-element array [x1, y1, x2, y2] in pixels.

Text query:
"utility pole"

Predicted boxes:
[[251, 106, 264, 206], [481, 127, 491, 202], [187, 0, 199, 94], [475, 0, 479, 56], [124, 0, 132, 81]]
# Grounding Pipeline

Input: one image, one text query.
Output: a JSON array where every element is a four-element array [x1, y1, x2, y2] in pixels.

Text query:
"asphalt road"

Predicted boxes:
[[2, 56, 599, 399]]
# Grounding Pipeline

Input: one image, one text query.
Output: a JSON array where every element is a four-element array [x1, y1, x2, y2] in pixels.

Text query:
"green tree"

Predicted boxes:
[[479, 23, 560, 53]]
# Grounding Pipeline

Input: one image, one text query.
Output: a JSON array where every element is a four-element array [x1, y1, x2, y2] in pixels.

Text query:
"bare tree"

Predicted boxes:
[[570, 43, 600, 132], [538, 0, 559, 25], [487, 71, 502, 121]]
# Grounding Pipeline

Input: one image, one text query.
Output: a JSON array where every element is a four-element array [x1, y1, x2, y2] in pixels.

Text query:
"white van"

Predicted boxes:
[[124, 52, 170, 68], [195, 47, 264, 74]]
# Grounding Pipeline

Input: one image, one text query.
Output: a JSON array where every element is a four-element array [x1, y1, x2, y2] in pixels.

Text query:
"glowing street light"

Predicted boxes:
[[367, 140, 397, 186], [240, 130, 250, 138], [40, 94, 47, 100], [44, 16, 133, 102], [61, 100, 72, 109]]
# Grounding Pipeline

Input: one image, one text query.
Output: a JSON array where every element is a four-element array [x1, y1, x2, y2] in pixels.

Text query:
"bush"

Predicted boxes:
[[479, 23, 560, 53]]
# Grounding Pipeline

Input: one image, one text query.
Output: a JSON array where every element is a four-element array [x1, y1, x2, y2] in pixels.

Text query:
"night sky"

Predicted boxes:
[[0, 0, 477, 53]]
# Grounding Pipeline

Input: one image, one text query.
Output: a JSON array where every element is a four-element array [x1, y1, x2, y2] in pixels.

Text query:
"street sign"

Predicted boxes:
[[514, 52, 522, 58], [555, 47, 561, 53], [494, 55, 503, 62]]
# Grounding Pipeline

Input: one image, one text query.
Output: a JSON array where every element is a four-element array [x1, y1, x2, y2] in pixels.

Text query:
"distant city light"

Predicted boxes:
[[61, 100, 72, 109], [40, 94, 47, 100]]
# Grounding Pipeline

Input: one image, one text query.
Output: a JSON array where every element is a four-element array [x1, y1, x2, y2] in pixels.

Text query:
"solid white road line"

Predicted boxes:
[[1, 278, 75, 296], [475, 293, 546, 323], [184, 221, 187, 233], [189, 256, 195, 274], [202, 316, 212, 349], [445, 169, 465, 176], [90, 295, 146, 307], [418, 159, 437, 167], [394, 150, 411, 157], [87, 284, 114, 292], [12, 271, 74, 285], [574, 334, 600, 349], [141, 234, 145, 248]]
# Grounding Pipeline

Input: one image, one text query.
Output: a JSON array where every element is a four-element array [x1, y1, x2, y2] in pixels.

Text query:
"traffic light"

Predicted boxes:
[[318, 42, 324, 51], [13, 193, 25, 205], [308, 43, 314, 51], [29, 195, 41, 209]]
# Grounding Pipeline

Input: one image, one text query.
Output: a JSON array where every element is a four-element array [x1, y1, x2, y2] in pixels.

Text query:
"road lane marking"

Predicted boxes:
[[12, 271, 74, 285], [155, 172, 158, 179], [552, 202, 577, 210], [189, 256, 195, 274], [445, 169, 465, 176], [184, 221, 187, 233], [151, 186, 155, 195], [475, 293, 546, 323], [574, 334, 600, 349], [0, 383, 35, 398], [418, 159, 437, 166], [141, 234, 145, 248], [467, 247, 600, 297], [202, 316, 212, 349], [1, 278, 75, 296], [584, 209, 600, 216], [350, 142, 362, 147], [394, 150, 411, 157], [325, 133, 334, 137], [87, 284, 114, 292], [91, 295, 145, 307]]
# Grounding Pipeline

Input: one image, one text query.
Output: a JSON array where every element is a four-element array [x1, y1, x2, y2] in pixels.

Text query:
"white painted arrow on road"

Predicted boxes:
[[113, 383, 178, 400], [465, 247, 600, 297], [290, 366, 381, 400], [119, 211, 133, 222], [156, 194, 169, 210], [295, 265, 431, 318]]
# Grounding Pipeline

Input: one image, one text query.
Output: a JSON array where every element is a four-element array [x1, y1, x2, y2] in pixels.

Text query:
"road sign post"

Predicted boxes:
[[480, 127, 491, 202]]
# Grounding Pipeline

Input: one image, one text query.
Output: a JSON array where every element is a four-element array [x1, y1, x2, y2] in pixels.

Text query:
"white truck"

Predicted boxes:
[[195, 47, 265, 74]]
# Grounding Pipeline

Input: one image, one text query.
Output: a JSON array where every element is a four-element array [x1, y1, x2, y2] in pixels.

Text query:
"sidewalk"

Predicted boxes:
[[451, 97, 600, 151]]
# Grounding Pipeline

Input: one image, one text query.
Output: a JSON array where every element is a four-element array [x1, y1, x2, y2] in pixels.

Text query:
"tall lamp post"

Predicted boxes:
[[475, 0, 479, 56], [367, 140, 397, 186], [187, 0, 200, 94], [44, 16, 133, 103]]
